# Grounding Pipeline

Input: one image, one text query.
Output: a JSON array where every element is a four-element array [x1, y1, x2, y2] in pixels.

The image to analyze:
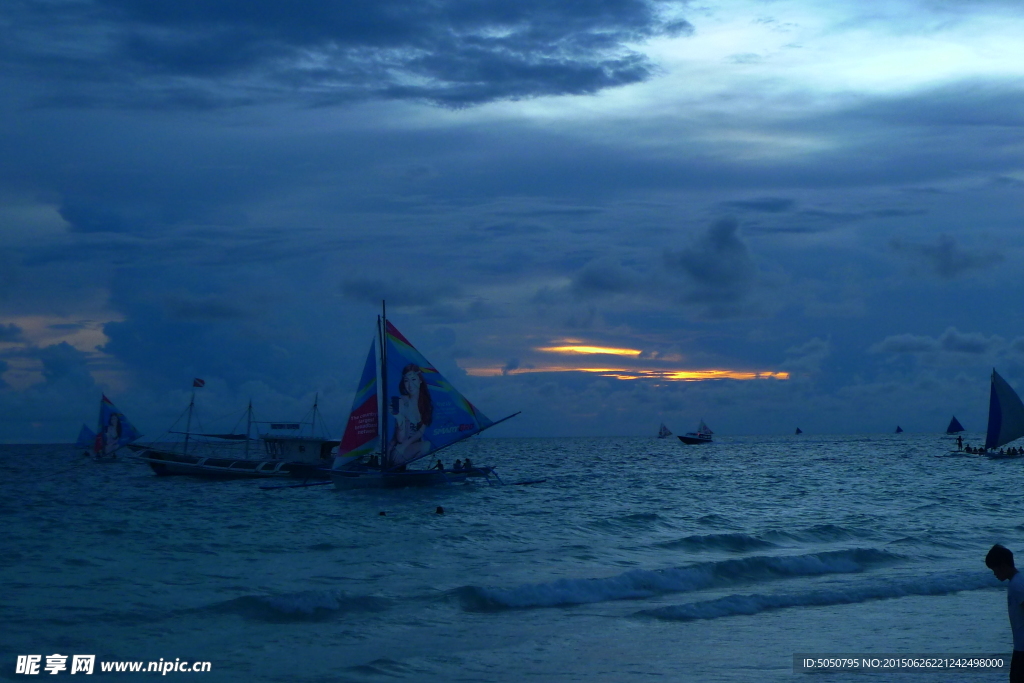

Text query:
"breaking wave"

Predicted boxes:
[[457, 548, 899, 611], [654, 532, 777, 553], [207, 589, 391, 622], [638, 571, 1001, 622]]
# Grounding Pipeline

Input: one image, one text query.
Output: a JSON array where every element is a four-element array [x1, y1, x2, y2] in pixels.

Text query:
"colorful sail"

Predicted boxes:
[[986, 370, 1024, 449], [76, 424, 96, 450], [97, 395, 140, 455], [945, 416, 965, 434], [384, 320, 493, 468], [334, 343, 380, 468]]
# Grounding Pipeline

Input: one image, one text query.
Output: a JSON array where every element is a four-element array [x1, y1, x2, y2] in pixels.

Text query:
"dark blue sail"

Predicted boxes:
[[945, 416, 964, 434], [986, 370, 1024, 449], [895, 426, 903, 433]]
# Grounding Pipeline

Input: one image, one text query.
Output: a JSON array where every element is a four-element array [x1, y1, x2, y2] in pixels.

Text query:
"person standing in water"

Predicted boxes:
[[986, 544, 1024, 682]]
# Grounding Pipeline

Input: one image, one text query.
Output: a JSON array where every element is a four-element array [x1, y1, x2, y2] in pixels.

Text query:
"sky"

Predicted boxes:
[[2, 0, 1024, 442]]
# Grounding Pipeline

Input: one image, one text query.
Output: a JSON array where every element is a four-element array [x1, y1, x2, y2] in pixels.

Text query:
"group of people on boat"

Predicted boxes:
[[959, 442, 1024, 456], [432, 458, 474, 472]]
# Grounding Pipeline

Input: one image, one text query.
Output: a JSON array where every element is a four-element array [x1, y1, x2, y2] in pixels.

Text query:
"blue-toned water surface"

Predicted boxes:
[[1, 433, 1021, 681]]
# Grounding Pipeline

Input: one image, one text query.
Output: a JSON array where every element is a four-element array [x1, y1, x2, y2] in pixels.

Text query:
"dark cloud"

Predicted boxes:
[[58, 200, 131, 234], [782, 337, 830, 375], [870, 327, 1002, 355], [663, 218, 756, 304], [722, 197, 796, 213], [889, 234, 1002, 278], [4, 0, 692, 108], [570, 259, 643, 297], [0, 323, 23, 342], [341, 277, 462, 307], [869, 333, 938, 354], [37, 342, 97, 388], [165, 296, 249, 321]]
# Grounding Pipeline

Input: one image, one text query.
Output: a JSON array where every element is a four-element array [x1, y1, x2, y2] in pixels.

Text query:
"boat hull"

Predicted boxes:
[[133, 448, 330, 479], [677, 434, 712, 445], [330, 466, 496, 490]]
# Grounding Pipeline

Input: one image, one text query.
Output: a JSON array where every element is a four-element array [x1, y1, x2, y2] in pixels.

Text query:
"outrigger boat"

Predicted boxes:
[[132, 385, 337, 479], [329, 304, 518, 489], [678, 419, 713, 445], [984, 369, 1024, 458], [76, 395, 141, 460]]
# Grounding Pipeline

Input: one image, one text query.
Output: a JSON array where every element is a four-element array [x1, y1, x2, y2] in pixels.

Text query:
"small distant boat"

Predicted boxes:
[[985, 369, 1024, 456], [657, 423, 673, 439], [77, 395, 141, 460], [795, 427, 803, 435], [895, 426, 904, 434], [329, 303, 519, 489], [945, 415, 965, 434], [678, 419, 713, 445]]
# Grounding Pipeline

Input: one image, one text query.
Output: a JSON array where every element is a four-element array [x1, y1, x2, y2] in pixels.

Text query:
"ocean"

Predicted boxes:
[[1, 433, 1021, 682]]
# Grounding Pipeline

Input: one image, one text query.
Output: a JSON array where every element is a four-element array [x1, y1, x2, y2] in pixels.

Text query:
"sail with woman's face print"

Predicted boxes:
[[335, 343, 380, 468], [384, 321, 494, 466], [97, 395, 141, 452]]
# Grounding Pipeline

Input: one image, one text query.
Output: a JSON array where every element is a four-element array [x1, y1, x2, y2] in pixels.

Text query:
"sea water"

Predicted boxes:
[[1, 433, 1021, 682]]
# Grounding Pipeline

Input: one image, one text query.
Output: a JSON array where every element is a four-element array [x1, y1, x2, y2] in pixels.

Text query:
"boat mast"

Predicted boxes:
[[183, 389, 195, 456], [379, 300, 388, 465], [311, 392, 319, 437], [244, 399, 252, 459]]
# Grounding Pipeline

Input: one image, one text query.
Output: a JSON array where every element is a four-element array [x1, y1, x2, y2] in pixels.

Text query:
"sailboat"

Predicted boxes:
[[76, 395, 141, 460], [895, 426, 904, 434], [330, 306, 519, 489], [678, 419, 713, 445], [132, 387, 337, 478], [945, 416, 965, 434], [657, 423, 673, 439], [795, 427, 803, 435], [984, 369, 1024, 457]]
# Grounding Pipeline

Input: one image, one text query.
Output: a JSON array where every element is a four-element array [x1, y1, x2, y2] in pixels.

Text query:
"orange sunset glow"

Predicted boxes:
[[461, 364, 789, 381]]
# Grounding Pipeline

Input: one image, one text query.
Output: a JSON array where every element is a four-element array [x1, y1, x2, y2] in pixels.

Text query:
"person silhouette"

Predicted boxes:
[[986, 544, 1024, 682]]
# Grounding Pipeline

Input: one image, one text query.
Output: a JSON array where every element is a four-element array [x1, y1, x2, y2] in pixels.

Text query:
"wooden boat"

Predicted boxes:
[[133, 385, 336, 479]]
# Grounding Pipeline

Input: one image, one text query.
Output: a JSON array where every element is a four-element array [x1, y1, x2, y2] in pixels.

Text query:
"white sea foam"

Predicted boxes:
[[458, 548, 899, 610], [638, 571, 1001, 621]]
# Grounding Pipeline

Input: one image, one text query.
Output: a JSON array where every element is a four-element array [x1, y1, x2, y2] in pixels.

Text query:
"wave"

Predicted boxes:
[[638, 571, 1000, 622], [457, 548, 899, 611], [588, 512, 668, 533], [207, 589, 391, 622], [763, 523, 875, 544], [654, 533, 777, 553]]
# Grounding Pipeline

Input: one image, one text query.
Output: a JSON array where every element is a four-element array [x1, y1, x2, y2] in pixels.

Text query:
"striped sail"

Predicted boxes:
[[384, 320, 493, 468], [985, 369, 1024, 449], [334, 343, 379, 468]]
